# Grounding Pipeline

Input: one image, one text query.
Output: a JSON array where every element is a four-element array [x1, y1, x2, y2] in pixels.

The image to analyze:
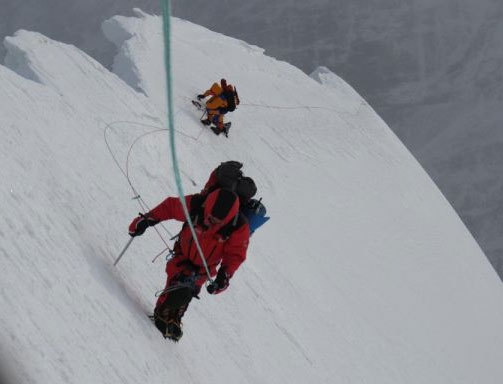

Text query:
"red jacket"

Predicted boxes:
[[149, 195, 250, 279]]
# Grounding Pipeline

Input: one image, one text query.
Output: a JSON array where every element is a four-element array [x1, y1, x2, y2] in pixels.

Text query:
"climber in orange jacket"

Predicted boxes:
[[197, 78, 240, 135]]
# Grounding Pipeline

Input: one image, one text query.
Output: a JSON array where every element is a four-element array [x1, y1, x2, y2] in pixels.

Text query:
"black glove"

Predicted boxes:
[[128, 213, 159, 237], [197, 94, 205, 100], [207, 268, 230, 295]]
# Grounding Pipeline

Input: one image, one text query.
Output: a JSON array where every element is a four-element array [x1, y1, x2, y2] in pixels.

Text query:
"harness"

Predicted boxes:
[[167, 193, 247, 280]]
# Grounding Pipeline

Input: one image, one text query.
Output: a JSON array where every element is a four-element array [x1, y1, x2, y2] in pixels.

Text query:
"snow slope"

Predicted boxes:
[[2, 0, 502, 279], [1, 10, 503, 384]]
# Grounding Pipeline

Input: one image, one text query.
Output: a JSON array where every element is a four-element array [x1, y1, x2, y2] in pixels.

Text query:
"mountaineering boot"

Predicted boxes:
[[154, 317, 167, 335], [151, 309, 167, 335], [164, 300, 189, 341], [201, 118, 211, 126], [210, 126, 222, 135], [151, 308, 183, 341], [165, 319, 183, 342]]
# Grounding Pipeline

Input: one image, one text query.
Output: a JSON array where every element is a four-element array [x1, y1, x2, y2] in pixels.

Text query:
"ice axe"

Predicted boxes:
[[113, 237, 135, 266]]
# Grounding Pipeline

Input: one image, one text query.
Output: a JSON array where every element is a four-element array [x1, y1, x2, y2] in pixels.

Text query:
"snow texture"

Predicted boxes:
[[1, 11, 503, 384]]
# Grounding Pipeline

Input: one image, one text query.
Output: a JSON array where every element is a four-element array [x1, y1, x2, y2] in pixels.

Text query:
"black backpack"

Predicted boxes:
[[223, 89, 238, 112], [212, 161, 257, 202], [198, 161, 266, 236]]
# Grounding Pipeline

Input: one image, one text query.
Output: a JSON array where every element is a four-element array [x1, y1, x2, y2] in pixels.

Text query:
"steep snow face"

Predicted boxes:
[[1, 11, 503, 384], [1, 0, 501, 282], [2, 1, 502, 280]]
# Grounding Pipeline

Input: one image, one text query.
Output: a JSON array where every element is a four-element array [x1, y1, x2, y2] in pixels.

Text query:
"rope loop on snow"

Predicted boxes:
[[104, 121, 182, 263], [240, 100, 367, 115]]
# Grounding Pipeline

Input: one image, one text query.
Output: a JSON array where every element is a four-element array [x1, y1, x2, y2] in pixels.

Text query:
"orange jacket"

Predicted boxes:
[[203, 79, 240, 110]]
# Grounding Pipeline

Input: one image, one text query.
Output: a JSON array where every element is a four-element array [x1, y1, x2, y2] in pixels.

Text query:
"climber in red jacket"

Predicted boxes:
[[128, 188, 250, 341]]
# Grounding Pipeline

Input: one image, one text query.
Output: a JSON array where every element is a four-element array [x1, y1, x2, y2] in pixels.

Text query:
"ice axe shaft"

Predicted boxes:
[[113, 237, 135, 266]]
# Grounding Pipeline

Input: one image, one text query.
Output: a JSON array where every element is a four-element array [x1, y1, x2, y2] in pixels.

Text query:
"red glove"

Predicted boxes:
[[128, 213, 159, 237]]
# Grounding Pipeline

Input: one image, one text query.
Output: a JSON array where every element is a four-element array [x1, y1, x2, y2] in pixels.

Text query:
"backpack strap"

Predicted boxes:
[[217, 212, 248, 240], [187, 194, 206, 226], [181, 193, 247, 240]]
